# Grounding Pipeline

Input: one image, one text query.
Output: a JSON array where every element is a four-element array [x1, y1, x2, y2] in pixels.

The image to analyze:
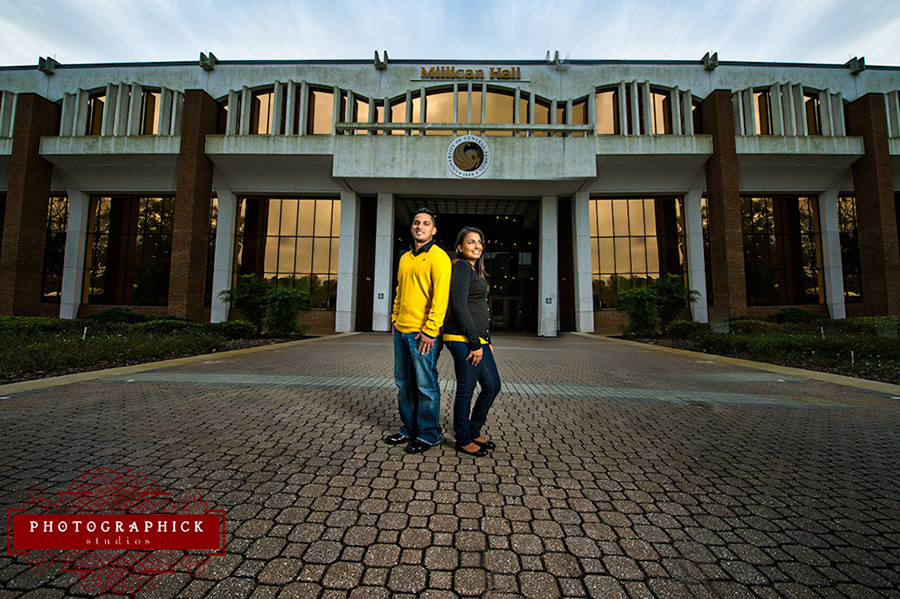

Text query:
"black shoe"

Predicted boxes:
[[473, 439, 496, 451], [455, 442, 488, 457], [383, 433, 410, 445], [404, 439, 433, 454]]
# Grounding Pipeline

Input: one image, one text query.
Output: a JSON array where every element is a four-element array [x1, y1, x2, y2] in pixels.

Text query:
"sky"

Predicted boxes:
[[1, 0, 899, 68]]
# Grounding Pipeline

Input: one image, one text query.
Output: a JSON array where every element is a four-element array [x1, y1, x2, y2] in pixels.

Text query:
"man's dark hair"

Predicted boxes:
[[413, 207, 436, 222]]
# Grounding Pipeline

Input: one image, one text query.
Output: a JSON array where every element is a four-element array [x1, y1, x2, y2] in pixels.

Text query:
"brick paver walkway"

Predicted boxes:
[[1, 332, 898, 598]]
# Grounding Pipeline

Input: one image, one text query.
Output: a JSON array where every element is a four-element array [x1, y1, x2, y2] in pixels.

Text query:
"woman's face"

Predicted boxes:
[[458, 231, 483, 263]]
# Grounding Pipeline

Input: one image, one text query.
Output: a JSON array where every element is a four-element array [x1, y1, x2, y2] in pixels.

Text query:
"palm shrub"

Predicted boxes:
[[220, 275, 310, 336], [219, 275, 271, 334], [265, 288, 310, 336], [654, 274, 701, 331], [617, 288, 659, 336]]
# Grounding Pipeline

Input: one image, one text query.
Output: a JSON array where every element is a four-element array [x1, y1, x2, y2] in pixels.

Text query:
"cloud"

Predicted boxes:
[[0, 0, 897, 67]]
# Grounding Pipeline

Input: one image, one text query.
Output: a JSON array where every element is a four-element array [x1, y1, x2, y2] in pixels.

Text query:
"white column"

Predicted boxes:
[[335, 190, 360, 332], [572, 191, 595, 332], [818, 189, 846, 319], [372, 193, 395, 331], [59, 188, 91, 319], [210, 172, 238, 323], [684, 187, 709, 323], [127, 84, 142, 135], [538, 196, 558, 337], [59, 190, 91, 319]]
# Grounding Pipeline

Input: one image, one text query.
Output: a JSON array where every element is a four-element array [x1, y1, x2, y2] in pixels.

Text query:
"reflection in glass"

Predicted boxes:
[[425, 88, 453, 135], [533, 97, 550, 137], [589, 197, 687, 310], [86, 93, 105, 135], [485, 88, 514, 136], [651, 90, 671, 134], [837, 196, 861, 302], [571, 98, 588, 137], [595, 89, 618, 135], [250, 89, 273, 134], [42, 196, 69, 303], [308, 88, 334, 135], [804, 92, 821, 135], [234, 198, 340, 310], [741, 196, 823, 306], [754, 90, 772, 135], [140, 90, 161, 135], [84, 196, 175, 306]]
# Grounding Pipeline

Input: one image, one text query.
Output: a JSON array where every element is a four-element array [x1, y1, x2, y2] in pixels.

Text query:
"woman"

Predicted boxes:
[[442, 226, 501, 457]]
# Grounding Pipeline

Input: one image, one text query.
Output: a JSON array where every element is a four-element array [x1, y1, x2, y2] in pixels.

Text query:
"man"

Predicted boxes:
[[385, 208, 452, 453]]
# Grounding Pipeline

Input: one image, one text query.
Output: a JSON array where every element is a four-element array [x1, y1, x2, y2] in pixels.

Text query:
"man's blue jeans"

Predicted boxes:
[[393, 329, 443, 445]]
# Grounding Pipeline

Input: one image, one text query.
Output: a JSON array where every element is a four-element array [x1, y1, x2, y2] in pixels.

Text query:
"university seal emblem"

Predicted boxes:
[[447, 135, 491, 178]]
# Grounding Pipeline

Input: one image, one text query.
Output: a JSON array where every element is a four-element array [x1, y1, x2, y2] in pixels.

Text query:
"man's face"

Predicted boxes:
[[411, 212, 437, 245]]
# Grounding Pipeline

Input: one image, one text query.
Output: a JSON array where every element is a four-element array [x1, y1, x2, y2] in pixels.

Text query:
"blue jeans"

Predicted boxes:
[[393, 329, 443, 445], [445, 341, 501, 446]]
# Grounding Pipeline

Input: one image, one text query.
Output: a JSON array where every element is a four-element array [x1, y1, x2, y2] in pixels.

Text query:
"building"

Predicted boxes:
[[1, 53, 899, 335]]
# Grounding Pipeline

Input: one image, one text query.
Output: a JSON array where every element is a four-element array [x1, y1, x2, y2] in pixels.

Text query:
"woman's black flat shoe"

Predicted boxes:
[[455, 442, 488, 457], [474, 439, 496, 450]]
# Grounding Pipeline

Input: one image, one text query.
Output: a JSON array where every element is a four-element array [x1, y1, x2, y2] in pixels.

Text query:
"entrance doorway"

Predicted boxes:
[[397, 198, 539, 333]]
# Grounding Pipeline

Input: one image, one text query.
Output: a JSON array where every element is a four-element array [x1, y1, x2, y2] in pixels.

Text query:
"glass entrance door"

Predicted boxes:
[[396, 199, 539, 333]]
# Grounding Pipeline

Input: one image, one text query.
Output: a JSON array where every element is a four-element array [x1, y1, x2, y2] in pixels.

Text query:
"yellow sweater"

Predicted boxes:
[[392, 242, 452, 338]]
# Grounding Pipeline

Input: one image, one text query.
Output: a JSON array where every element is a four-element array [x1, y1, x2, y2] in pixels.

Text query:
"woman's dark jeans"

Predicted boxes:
[[445, 341, 501, 446]]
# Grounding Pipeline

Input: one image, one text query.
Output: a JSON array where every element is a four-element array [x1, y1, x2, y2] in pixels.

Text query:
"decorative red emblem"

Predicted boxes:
[[6, 467, 224, 595]]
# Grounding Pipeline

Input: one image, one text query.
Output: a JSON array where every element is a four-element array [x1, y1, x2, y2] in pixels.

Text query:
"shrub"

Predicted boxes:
[[0, 316, 84, 334], [209, 320, 258, 339], [728, 319, 779, 334], [265, 288, 310, 336], [770, 307, 824, 324], [655, 274, 701, 330], [81, 307, 153, 324], [132, 318, 204, 335], [665, 320, 708, 339], [617, 288, 659, 337], [219, 275, 271, 334]]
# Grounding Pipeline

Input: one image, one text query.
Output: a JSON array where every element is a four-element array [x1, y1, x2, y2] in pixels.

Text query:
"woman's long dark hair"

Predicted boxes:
[[453, 226, 488, 282]]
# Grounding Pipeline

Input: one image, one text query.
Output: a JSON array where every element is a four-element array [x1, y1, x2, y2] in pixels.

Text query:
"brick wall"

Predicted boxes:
[[701, 90, 747, 323], [0, 94, 60, 315], [168, 90, 218, 321], [846, 93, 900, 316]]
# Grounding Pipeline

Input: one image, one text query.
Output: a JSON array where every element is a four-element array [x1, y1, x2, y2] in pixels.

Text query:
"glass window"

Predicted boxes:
[[250, 89, 274, 134], [595, 89, 618, 135], [754, 89, 772, 135], [570, 98, 588, 137], [140, 89, 161, 135], [533, 97, 551, 137], [42, 196, 68, 303], [589, 197, 686, 310], [650, 89, 672, 134], [234, 198, 341, 310], [804, 91, 822, 135], [85, 92, 105, 135], [308, 87, 334, 135], [484, 87, 515, 137], [390, 95, 407, 135], [205, 198, 218, 307], [424, 88, 453, 136], [742, 196, 823, 306], [83, 196, 175, 306], [837, 195, 862, 303], [353, 95, 370, 135]]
